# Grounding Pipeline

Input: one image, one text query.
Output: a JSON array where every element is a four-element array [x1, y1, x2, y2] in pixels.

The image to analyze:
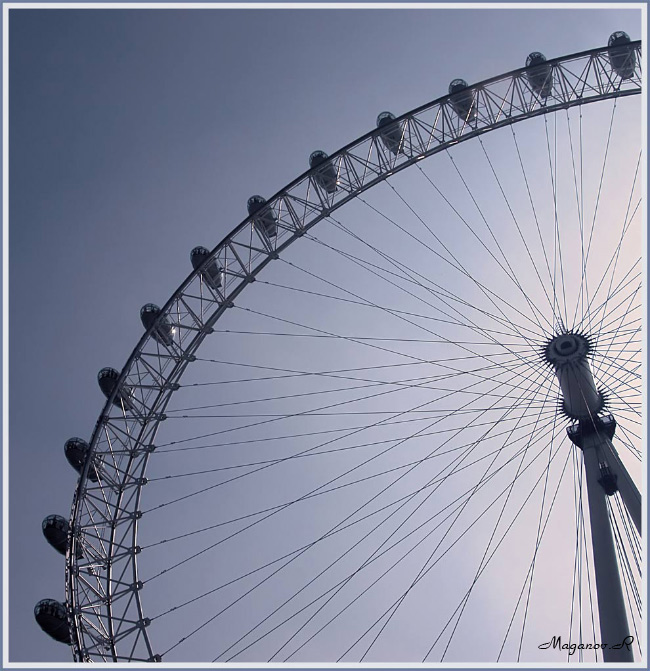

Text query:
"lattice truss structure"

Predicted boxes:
[[65, 42, 642, 662]]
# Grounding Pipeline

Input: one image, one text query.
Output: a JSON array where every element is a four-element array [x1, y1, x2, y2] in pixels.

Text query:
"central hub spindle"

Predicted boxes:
[[544, 332, 603, 420]]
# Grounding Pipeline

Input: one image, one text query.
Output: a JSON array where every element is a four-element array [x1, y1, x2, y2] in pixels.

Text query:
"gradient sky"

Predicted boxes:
[[7, 4, 644, 665]]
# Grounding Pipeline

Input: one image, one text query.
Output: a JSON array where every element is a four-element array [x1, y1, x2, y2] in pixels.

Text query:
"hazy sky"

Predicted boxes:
[[7, 4, 643, 666]]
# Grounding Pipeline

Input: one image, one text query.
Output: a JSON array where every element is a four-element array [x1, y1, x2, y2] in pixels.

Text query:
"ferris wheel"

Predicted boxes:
[[35, 33, 643, 663]]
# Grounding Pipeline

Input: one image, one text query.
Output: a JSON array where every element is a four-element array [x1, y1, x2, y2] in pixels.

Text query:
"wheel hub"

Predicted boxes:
[[543, 331, 603, 420], [544, 332, 590, 367]]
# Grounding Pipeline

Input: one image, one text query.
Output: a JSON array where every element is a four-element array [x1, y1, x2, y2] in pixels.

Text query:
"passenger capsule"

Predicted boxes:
[[98, 367, 134, 411], [247, 196, 277, 238], [64, 437, 99, 482], [448, 79, 477, 121], [608, 31, 636, 79], [190, 246, 223, 290], [525, 52, 553, 98], [140, 304, 174, 346], [42, 515, 82, 558], [34, 599, 71, 644], [376, 112, 403, 155], [309, 151, 338, 193]]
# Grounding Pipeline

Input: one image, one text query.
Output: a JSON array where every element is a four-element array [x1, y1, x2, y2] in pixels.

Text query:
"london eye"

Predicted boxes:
[[33, 30, 642, 663]]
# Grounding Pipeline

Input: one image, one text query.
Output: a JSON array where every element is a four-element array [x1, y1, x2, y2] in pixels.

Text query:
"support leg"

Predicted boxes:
[[581, 435, 634, 662]]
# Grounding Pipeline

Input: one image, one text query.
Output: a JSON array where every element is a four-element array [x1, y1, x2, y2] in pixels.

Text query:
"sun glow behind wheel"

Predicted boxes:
[[60, 43, 642, 664]]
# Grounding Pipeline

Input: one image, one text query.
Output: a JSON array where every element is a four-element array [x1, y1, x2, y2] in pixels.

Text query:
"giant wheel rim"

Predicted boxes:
[[65, 41, 642, 663]]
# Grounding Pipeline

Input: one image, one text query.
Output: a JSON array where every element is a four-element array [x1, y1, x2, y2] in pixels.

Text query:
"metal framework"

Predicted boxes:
[[65, 42, 642, 662]]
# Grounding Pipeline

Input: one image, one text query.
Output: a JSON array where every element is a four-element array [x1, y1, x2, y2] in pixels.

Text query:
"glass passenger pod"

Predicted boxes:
[[525, 52, 553, 98], [190, 246, 223, 290], [97, 367, 135, 411], [64, 437, 100, 482], [34, 599, 72, 644], [608, 31, 636, 79], [247, 195, 278, 238], [376, 112, 403, 155], [448, 79, 478, 121], [309, 150, 338, 194], [42, 515, 83, 558], [140, 303, 175, 346]]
